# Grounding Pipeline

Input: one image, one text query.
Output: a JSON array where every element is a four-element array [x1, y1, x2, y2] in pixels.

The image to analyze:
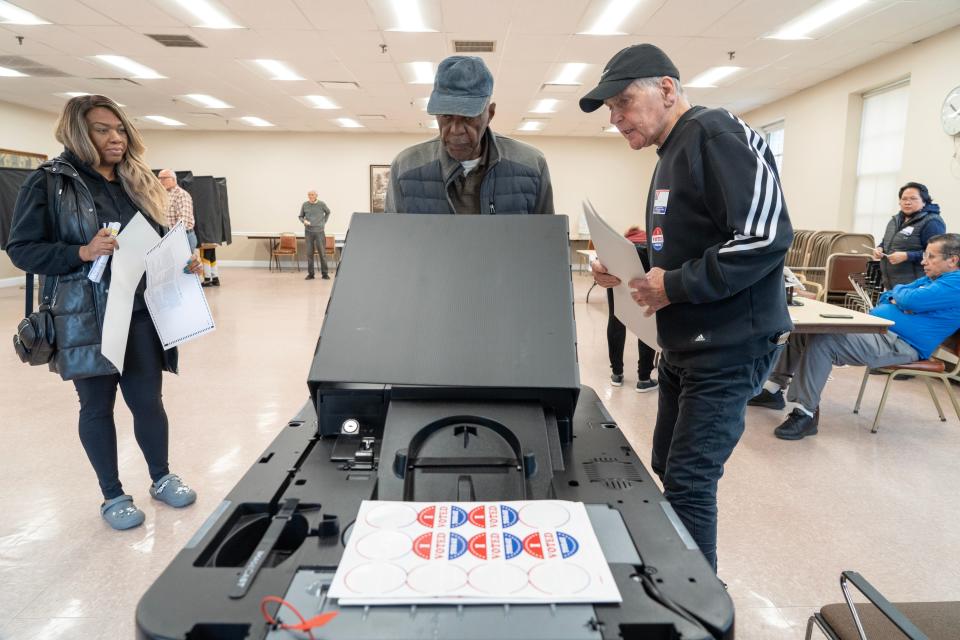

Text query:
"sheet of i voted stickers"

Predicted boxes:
[[329, 500, 622, 605]]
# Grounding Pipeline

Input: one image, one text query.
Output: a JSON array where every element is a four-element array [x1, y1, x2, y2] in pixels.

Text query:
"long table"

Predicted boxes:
[[788, 297, 892, 334], [237, 231, 346, 270]]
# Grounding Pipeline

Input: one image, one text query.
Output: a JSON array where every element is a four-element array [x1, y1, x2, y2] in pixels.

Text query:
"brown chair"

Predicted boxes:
[[853, 330, 960, 433], [821, 253, 870, 303], [324, 235, 338, 269], [807, 571, 959, 639], [271, 233, 299, 272]]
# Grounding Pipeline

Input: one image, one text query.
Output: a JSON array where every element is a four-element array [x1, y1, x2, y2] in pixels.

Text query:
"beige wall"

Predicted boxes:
[[0, 98, 655, 271], [742, 25, 960, 236]]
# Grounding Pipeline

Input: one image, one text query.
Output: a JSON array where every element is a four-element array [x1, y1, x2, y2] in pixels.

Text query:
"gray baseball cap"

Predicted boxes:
[[427, 56, 493, 117]]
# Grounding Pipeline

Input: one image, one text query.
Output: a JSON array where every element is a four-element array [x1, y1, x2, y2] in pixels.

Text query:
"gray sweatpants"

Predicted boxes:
[[770, 332, 918, 411], [305, 230, 328, 276]]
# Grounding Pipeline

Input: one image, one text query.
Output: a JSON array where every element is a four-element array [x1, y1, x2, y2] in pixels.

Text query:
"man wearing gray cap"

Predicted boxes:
[[581, 44, 794, 572], [385, 56, 554, 215]]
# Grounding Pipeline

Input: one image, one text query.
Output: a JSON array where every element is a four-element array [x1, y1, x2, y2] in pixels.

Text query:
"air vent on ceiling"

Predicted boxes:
[[0, 55, 72, 77], [453, 40, 495, 53], [356, 114, 387, 120], [318, 80, 360, 91], [146, 33, 205, 48]]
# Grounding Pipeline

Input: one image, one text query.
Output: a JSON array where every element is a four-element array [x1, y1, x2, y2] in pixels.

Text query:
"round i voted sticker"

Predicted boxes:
[[448, 532, 467, 559], [503, 532, 522, 559], [557, 531, 580, 558], [652, 227, 664, 251], [500, 505, 518, 527], [450, 506, 467, 528]]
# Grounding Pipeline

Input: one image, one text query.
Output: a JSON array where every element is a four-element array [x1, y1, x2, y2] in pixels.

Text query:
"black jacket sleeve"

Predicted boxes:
[[5, 171, 85, 275], [663, 129, 793, 304]]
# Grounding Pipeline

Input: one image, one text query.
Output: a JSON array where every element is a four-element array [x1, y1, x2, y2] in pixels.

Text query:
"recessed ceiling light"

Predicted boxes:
[[766, 0, 868, 40], [550, 63, 588, 86], [318, 80, 360, 91], [240, 116, 274, 127], [0, 0, 49, 25], [416, 97, 429, 111], [686, 66, 741, 88], [578, 0, 640, 35], [408, 61, 435, 85], [426, 118, 438, 129], [386, 0, 436, 32], [252, 59, 304, 81], [302, 95, 340, 109], [173, 0, 243, 29], [518, 121, 545, 132], [144, 115, 185, 126], [604, 125, 619, 133], [183, 94, 233, 109], [60, 92, 91, 97], [0, 65, 27, 77], [335, 118, 364, 128], [531, 99, 559, 113], [94, 55, 165, 79]]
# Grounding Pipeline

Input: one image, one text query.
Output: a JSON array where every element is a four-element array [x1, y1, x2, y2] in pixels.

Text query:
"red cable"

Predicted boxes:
[[260, 595, 338, 639]]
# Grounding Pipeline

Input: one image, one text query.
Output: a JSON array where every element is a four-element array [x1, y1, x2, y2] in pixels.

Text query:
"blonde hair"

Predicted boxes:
[[55, 95, 167, 225]]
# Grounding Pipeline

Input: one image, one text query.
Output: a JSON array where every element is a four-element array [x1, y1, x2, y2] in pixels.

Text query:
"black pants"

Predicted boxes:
[[73, 311, 170, 501], [651, 348, 779, 571], [305, 230, 329, 276], [606, 287, 655, 379]]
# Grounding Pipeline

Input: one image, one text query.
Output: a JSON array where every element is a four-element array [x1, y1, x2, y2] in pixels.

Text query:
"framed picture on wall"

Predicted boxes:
[[369, 164, 391, 213], [0, 148, 46, 169]]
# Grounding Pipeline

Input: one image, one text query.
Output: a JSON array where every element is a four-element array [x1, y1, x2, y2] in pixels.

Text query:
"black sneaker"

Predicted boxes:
[[610, 374, 624, 387], [636, 379, 658, 393], [211, 277, 220, 287], [748, 388, 785, 410], [305, 274, 315, 280], [774, 408, 819, 440], [321, 274, 330, 280], [201, 279, 213, 287]]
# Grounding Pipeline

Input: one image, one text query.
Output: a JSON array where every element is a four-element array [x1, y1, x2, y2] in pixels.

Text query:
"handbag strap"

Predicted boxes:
[[29, 168, 61, 313]]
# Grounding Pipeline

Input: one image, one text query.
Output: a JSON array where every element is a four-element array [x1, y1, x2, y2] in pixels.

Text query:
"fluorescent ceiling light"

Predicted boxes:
[[183, 94, 233, 109], [408, 61, 435, 85], [302, 95, 340, 109], [0, 0, 49, 25], [518, 121, 545, 132], [319, 81, 360, 90], [417, 97, 429, 111], [253, 59, 304, 81], [387, 0, 436, 32], [604, 125, 619, 133], [241, 116, 274, 127], [579, 0, 640, 35], [531, 99, 559, 113], [144, 115, 185, 126], [550, 63, 588, 86], [94, 55, 165, 79], [335, 118, 364, 128], [686, 66, 741, 88], [61, 92, 91, 97], [173, 0, 242, 28], [0, 65, 27, 77], [427, 118, 438, 129], [766, 0, 868, 40]]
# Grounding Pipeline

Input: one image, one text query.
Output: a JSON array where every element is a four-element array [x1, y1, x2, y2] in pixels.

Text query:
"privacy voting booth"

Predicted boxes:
[[136, 213, 734, 640]]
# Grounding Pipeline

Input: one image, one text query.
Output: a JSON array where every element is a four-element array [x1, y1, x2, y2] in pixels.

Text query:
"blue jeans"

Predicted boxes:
[[651, 348, 779, 571]]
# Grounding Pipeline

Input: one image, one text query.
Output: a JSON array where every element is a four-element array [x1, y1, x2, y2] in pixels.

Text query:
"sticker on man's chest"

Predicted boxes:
[[899, 226, 914, 236], [653, 189, 669, 215]]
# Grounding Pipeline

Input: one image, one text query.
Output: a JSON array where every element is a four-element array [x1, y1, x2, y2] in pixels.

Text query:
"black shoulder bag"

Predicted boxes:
[[12, 168, 59, 366]]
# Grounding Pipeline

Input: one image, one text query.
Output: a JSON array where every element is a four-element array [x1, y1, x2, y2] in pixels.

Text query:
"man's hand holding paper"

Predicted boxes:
[[629, 267, 670, 317]]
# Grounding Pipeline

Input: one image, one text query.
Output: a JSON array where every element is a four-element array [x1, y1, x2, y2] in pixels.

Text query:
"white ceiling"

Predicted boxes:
[[1, 0, 958, 136]]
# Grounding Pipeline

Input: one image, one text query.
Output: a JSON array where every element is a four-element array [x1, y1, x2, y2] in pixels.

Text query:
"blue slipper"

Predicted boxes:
[[100, 494, 145, 530], [149, 474, 197, 508]]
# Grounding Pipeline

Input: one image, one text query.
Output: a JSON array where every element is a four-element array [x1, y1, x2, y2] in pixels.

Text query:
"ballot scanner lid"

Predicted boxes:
[[307, 214, 579, 408]]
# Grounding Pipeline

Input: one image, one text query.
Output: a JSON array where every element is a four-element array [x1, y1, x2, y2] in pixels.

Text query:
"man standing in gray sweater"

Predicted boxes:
[[299, 190, 331, 280]]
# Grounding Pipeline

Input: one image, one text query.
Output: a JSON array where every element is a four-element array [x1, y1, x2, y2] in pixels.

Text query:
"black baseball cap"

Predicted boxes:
[[579, 44, 680, 113]]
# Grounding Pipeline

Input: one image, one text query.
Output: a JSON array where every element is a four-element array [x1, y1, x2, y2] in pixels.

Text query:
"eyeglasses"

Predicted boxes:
[[923, 252, 944, 260], [899, 196, 922, 203]]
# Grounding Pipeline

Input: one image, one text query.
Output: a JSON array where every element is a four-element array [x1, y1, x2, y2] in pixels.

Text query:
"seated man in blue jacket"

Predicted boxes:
[[750, 233, 960, 440], [385, 55, 554, 215]]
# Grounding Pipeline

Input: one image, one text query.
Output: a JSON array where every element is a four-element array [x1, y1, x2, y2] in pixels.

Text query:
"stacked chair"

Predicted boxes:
[[787, 230, 876, 302]]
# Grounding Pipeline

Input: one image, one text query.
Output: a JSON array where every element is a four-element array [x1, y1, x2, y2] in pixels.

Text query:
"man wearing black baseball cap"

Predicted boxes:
[[385, 55, 554, 215], [583, 44, 794, 572]]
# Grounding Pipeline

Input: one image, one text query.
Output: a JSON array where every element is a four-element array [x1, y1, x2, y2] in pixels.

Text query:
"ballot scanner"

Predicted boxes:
[[136, 214, 734, 639]]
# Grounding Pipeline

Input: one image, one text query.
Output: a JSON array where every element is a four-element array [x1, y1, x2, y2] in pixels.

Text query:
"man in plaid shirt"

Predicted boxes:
[[158, 169, 197, 253]]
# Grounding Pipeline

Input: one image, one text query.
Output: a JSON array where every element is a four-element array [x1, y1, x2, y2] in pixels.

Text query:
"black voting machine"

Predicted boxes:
[[136, 214, 734, 640]]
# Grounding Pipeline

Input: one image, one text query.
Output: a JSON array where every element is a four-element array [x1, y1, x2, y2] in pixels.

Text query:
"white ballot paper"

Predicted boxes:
[[582, 200, 659, 351], [101, 213, 161, 373], [144, 222, 215, 349], [329, 500, 622, 606]]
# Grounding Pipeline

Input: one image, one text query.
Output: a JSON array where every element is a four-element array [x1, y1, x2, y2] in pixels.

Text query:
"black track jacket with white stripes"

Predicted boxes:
[[647, 105, 793, 368]]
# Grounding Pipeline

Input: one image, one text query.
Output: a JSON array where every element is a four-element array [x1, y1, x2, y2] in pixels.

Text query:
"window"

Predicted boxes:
[[853, 80, 910, 242], [763, 121, 785, 174]]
